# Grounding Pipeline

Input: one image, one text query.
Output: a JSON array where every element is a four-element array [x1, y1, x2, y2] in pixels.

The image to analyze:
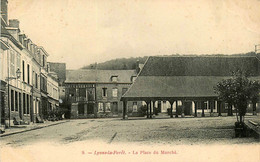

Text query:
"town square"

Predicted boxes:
[[1, 0, 260, 162]]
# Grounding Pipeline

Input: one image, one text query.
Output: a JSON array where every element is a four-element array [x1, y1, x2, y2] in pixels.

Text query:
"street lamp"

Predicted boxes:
[[6, 69, 21, 81], [6, 68, 21, 128]]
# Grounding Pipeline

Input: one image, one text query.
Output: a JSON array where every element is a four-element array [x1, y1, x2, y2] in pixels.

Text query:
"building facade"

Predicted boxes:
[[0, 0, 60, 129], [47, 71, 59, 113], [48, 62, 67, 117], [65, 69, 143, 118]]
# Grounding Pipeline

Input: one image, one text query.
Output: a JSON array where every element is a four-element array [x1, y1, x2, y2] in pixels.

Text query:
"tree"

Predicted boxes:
[[214, 71, 260, 124]]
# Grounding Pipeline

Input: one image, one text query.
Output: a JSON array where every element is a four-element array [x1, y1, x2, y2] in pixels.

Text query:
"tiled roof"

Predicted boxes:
[[1, 25, 23, 49], [122, 56, 260, 100], [140, 56, 260, 76], [65, 69, 137, 83], [122, 76, 228, 99]]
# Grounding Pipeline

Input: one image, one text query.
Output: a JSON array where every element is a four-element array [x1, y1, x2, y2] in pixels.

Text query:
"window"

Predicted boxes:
[[27, 64, 30, 84], [87, 88, 95, 101], [133, 102, 138, 112], [16, 54, 21, 71], [33, 99, 36, 114], [112, 88, 118, 97], [11, 90, 14, 111], [32, 71, 35, 86], [23, 93, 26, 114], [27, 94, 30, 114], [22, 61, 25, 81], [54, 89, 58, 100], [102, 88, 107, 97], [52, 88, 55, 97], [36, 100, 39, 114], [10, 50, 15, 76], [122, 88, 128, 95], [35, 73, 38, 88], [19, 93, 21, 113], [105, 103, 111, 112], [78, 88, 86, 101], [40, 76, 47, 92], [15, 91, 18, 111], [111, 76, 118, 82], [68, 88, 76, 101], [98, 102, 103, 112], [42, 55, 45, 67]]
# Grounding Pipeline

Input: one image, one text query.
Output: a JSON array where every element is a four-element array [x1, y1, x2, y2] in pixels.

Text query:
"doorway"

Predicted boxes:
[[87, 103, 94, 114], [112, 102, 118, 114]]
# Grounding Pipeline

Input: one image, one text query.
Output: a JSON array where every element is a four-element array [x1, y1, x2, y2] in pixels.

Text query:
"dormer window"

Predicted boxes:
[[111, 76, 118, 82], [131, 76, 137, 82]]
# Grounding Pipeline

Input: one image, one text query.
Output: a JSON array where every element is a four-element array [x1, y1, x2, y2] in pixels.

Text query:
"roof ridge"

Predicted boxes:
[[67, 69, 136, 71], [150, 55, 257, 58]]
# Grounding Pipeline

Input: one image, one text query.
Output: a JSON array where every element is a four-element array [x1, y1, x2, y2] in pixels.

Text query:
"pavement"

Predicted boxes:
[[1, 114, 259, 138], [1, 116, 259, 162], [0, 120, 69, 137], [0, 114, 259, 142]]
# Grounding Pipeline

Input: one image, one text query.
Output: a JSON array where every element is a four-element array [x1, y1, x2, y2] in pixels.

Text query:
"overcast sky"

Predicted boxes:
[[8, 0, 260, 69]]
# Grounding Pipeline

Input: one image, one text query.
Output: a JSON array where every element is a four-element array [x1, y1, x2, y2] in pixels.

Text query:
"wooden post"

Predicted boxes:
[[153, 101, 156, 118], [202, 101, 205, 117], [145, 101, 149, 119], [123, 100, 126, 119], [228, 103, 233, 116], [125, 101, 128, 119], [169, 101, 173, 118], [181, 100, 185, 118], [194, 101, 197, 117], [210, 101, 213, 113], [175, 101, 178, 118], [210, 100, 213, 117], [149, 101, 152, 118], [217, 101, 222, 116]]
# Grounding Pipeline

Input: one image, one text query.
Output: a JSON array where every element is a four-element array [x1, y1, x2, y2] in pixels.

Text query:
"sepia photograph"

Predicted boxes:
[[0, 0, 260, 161]]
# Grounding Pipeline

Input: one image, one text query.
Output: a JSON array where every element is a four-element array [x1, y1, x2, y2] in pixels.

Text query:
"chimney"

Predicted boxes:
[[1, 0, 8, 26], [136, 60, 140, 73], [9, 19, 20, 28]]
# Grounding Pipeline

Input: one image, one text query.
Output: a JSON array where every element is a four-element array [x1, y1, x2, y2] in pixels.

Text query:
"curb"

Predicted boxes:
[[0, 120, 69, 138], [245, 120, 260, 139]]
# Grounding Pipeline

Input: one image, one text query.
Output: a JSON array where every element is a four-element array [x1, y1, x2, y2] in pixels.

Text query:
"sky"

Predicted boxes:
[[8, 0, 260, 69]]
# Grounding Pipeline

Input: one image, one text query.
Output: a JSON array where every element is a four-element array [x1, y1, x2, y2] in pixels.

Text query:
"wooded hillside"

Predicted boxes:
[[81, 52, 258, 70]]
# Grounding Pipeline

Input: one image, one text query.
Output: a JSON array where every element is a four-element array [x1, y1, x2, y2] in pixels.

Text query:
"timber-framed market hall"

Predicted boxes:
[[121, 55, 260, 119]]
